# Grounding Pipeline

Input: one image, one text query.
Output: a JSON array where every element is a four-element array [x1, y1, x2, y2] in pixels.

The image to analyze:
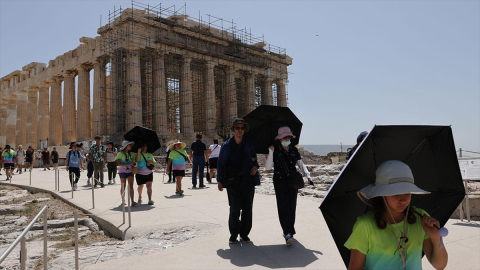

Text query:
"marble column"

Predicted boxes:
[[205, 62, 216, 135], [0, 99, 7, 147], [153, 53, 167, 137], [37, 82, 50, 144], [6, 95, 17, 148], [225, 65, 237, 126], [77, 65, 92, 141], [277, 79, 287, 107], [63, 71, 77, 143], [15, 91, 28, 147], [263, 78, 273, 105], [49, 77, 63, 145], [245, 72, 255, 112], [126, 50, 142, 130], [109, 55, 118, 133], [93, 59, 107, 136], [26, 88, 38, 149], [180, 57, 193, 135]]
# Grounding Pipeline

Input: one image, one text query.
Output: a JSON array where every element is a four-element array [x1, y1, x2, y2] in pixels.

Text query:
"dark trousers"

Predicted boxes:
[[93, 162, 104, 183], [192, 156, 205, 186], [273, 177, 298, 236], [227, 177, 255, 238], [107, 162, 117, 180], [68, 167, 80, 187]]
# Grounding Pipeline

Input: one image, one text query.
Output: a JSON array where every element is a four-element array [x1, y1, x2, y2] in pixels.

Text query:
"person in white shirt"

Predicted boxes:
[[106, 142, 118, 185], [207, 139, 221, 182]]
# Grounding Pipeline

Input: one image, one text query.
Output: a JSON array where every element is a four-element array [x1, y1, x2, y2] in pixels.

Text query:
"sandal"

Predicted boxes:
[[148, 200, 154, 205], [131, 202, 138, 206]]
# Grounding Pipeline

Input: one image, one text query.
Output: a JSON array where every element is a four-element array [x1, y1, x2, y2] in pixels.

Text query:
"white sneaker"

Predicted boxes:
[[108, 180, 113, 185], [113, 178, 116, 184], [285, 234, 293, 246], [74, 183, 78, 190]]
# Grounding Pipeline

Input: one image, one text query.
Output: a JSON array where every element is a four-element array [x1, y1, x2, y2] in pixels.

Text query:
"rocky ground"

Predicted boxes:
[[0, 186, 203, 270]]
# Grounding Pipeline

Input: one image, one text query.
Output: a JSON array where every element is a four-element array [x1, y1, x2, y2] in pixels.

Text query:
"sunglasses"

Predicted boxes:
[[234, 127, 246, 130]]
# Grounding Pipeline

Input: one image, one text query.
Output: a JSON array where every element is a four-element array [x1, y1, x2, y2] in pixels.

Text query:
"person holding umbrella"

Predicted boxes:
[[116, 140, 137, 206], [217, 118, 259, 244], [166, 140, 191, 196], [345, 160, 448, 270], [134, 143, 156, 205], [265, 126, 311, 246]]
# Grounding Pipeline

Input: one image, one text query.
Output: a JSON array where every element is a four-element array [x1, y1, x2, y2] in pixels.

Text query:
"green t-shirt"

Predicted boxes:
[[344, 207, 430, 270], [116, 151, 134, 174], [168, 149, 188, 170]]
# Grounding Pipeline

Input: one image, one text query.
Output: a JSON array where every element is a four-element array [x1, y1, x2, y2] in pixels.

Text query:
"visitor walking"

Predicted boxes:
[[116, 140, 137, 206], [217, 118, 259, 244], [36, 150, 42, 168], [207, 139, 221, 182], [89, 135, 106, 188], [51, 147, 59, 170], [25, 146, 34, 172], [346, 131, 369, 160], [134, 143, 156, 205], [345, 160, 448, 270], [86, 151, 94, 187], [265, 126, 311, 245], [106, 142, 117, 185], [16, 145, 25, 174], [0, 147, 3, 175], [2, 145, 16, 180], [41, 148, 50, 170], [190, 134, 208, 188], [166, 140, 191, 196], [65, 142, 83, 191]]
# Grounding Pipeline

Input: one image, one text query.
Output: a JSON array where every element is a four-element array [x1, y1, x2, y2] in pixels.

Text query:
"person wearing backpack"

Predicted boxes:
[[166, 140, 192, 196], [16, 145, 26, 174], [207, 139, 221, 182], [2, 145, 16, 180], [65, 142, 84, 191], [106, 142, 118, 185]]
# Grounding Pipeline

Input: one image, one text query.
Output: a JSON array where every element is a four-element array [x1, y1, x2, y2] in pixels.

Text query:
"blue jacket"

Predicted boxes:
[[217, 137, 260, 186]]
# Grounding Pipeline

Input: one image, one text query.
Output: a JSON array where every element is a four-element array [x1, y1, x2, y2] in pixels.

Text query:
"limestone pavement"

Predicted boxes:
[[1, 168, 479, 269]]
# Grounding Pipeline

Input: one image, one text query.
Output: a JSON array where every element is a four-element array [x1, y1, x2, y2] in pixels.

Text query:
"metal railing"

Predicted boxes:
[[0, 205, 48, 270]]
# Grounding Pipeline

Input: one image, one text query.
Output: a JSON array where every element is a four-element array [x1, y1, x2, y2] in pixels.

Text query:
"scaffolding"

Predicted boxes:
[[99, 1, 290, 144]]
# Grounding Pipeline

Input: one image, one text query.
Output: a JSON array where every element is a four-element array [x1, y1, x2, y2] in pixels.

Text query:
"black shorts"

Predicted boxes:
[[173, 170, 185, 178], [4, 163, 14, 169], [52, 159, 58, 164], [43, 159, 50, 165], [209, 158, 218, 169], [26, 158, 33, 164], [136, 173, 153, 185]]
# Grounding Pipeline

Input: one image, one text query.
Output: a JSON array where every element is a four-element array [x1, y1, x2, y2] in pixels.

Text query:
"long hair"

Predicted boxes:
[[371, 197, 416, 229]]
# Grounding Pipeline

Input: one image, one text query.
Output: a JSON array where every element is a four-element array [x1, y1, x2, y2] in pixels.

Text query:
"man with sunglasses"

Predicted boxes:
[[217, 118, 259, 244]]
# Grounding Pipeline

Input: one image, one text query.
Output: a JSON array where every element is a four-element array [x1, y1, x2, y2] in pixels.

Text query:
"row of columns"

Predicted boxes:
[[0, 50, 287, 148]]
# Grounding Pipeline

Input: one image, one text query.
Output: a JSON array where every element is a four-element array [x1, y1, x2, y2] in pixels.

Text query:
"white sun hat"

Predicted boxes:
[[120, 140, 134, 151], [357, 160, 430, 206]]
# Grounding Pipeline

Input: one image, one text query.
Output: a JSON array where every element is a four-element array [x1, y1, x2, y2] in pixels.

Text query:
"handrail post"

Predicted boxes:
[[92, 177, 95, 209], [43, 209, 48, 270], [55, 170, 57, 191], [127, 182, 131, 227], [74, 211, 79, 270], [20, 237, 26, 270], [122, 182, 125, 224], [29, 170, 32, 185], [71, 172, 74, 199]]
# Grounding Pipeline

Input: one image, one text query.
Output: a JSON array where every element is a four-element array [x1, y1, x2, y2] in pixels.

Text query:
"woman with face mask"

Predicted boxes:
[[265, 126, 311, 245]]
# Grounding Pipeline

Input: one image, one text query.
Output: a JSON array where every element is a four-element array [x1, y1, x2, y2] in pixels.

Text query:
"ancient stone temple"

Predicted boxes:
[[0, 3, 292, 149]]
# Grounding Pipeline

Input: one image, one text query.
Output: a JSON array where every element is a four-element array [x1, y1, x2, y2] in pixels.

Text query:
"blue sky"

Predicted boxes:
[[1, 0, 479, 152]]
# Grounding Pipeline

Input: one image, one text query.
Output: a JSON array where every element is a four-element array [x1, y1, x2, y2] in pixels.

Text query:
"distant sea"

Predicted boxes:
[[301, 145, 355, 156]]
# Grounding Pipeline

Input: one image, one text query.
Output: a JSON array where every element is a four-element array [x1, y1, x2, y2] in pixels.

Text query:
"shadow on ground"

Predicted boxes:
[[217, 240, 322, 268]]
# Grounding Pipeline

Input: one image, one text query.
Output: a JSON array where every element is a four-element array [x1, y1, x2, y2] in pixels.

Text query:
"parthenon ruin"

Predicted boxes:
[[0, 2, 292, 149]]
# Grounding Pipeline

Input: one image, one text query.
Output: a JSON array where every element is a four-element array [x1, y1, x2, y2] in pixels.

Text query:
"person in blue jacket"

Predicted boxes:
[[217, 118, 259, 244]]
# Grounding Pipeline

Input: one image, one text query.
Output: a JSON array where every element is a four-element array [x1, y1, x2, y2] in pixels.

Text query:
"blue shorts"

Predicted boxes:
[[119, 172, 134, 179]]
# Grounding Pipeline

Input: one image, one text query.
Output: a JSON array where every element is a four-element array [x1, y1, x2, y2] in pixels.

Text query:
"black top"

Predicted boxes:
[[51, 151, 59, 160], [227, 140, 251, 175], [190, 140, 207, 156], [273, 141, 301, 179]]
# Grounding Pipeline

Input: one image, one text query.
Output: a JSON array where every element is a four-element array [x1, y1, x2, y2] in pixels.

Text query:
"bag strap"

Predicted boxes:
[[174, 150, 188, 159], [141, 152, 148, 163], [277, 145, 291, 176]]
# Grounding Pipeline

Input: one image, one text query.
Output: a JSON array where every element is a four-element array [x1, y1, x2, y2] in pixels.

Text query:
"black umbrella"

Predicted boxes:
[[243, 105, 303, 154], [124, 126, 161, 153], [319, 125, 465, 267]]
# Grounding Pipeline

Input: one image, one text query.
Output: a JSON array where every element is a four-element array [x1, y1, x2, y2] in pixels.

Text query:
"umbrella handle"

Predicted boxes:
[[413, 209, 448, 248], [413, 209, 440, 230]]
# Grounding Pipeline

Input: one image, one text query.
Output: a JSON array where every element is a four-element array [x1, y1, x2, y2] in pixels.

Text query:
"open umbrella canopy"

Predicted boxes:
[[243, 105, 303, 154], [319, 125, 465, 267], [124, 126, 161, 153]]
